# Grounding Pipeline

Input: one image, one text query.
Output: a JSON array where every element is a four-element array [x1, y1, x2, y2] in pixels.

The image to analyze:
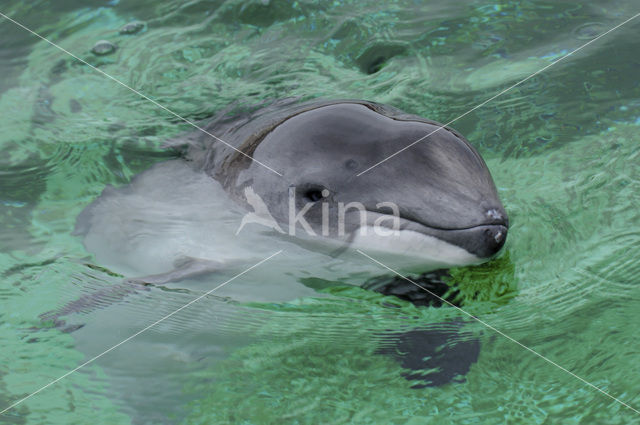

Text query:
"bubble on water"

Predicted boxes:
[[119, 21, 145, 35], [573, 22, 605, 40], [91, 40, 118, 56]]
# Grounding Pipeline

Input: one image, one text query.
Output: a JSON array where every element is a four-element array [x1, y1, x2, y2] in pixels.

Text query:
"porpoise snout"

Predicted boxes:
[[482, 224, 508, 256], [478, 207, 509, 257], [449, 223, 507, 260], [425, 206, 508, 260]]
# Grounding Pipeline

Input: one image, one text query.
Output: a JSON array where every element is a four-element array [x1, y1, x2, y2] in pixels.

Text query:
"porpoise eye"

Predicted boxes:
[[304, 188, 329, 202]]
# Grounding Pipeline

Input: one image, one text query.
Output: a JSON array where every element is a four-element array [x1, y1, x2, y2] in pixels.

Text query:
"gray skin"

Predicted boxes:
[[179, 99, 508, 260]]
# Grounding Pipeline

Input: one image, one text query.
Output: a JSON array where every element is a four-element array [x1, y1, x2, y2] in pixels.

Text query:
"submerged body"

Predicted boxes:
[[77, 99, 508, 292]]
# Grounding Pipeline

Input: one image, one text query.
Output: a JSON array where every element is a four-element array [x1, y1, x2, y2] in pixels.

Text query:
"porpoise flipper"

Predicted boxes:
[[366, 272, 480, 387], [38, 257, 230, 331], [126, 256, 227, 285], [376, 321, 480, 388], [38, 280, 152, 332]]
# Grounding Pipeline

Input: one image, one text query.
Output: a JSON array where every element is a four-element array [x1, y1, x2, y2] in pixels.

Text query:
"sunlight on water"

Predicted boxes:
[[0, 0, 639, 424]]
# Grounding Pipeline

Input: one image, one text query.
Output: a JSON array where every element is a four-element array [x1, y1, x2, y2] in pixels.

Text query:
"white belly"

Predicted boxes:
[[76, 160, 482, 302]]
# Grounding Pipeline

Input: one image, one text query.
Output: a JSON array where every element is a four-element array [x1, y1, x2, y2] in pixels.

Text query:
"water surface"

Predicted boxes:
[[1, 1, 639, 424]]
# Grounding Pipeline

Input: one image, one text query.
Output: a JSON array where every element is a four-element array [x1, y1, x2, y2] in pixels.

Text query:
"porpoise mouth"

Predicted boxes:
[[362, 211, 508, 259]]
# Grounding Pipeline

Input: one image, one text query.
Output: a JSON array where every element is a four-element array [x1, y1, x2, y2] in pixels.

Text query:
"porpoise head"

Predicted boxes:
[[212, 101, 508, 270]]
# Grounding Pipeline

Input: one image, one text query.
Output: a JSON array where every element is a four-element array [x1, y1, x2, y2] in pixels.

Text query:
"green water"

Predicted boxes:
[[1, 0, 639, 424]]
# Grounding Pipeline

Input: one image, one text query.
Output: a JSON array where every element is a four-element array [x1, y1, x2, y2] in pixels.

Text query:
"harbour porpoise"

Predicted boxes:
[[76, 99, 508, 285], [57, 99, 509, 389]]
